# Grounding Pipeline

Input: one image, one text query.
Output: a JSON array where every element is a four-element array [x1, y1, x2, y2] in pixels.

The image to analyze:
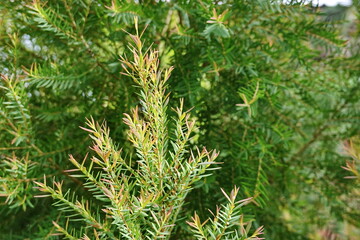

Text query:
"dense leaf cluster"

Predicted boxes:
[[1, 0, 359, 239]]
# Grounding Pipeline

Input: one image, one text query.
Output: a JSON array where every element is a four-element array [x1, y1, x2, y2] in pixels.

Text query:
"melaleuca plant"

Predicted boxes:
[[2, 0, 358, 238], [34, 24, 264, 240], [0, 73, 35, 210], [187, 187, 264, 240], [342, 137, 360, 181]]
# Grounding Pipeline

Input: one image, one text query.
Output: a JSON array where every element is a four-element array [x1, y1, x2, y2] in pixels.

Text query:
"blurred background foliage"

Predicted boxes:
[[0, 0, 359, 239]]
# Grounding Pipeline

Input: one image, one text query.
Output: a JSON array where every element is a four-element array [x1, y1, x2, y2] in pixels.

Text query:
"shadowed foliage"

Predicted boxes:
[[1, 0, 359, 239]]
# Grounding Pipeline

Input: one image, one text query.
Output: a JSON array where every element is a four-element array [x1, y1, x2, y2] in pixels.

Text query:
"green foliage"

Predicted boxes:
[[0, 153, 34, 210], [32, 28, 261, 239], [25, 63, 88, 90], [0, 75, 32, 146], [1, 0, 360, 239], [187, 187, 264, 240]]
